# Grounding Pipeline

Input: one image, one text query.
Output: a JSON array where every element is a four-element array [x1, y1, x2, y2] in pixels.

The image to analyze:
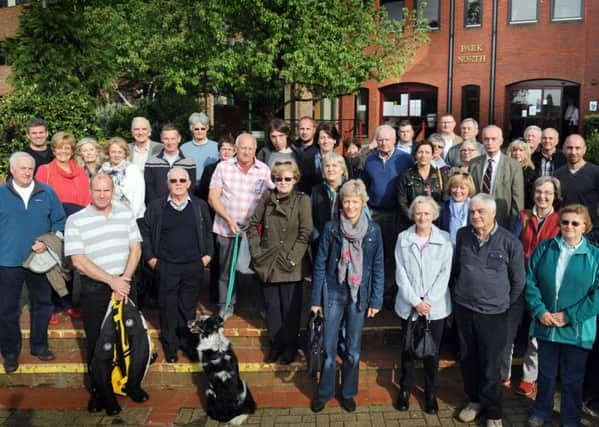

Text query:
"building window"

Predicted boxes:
[[461, 85, 480, 122], [0, 0, 8, 7], [354, 88, 369, 141], [552, 0, 583, 21], [416, 0, 440, 30], [315, 97, 338, 122], [509, 0, 539, 24], [380, 83, 438, 139], [380, 0, 404, 21], [465, 0, 482, 27]]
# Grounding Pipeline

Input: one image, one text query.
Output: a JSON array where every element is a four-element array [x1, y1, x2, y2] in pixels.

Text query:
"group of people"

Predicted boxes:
[[1, 113, 599, 427]]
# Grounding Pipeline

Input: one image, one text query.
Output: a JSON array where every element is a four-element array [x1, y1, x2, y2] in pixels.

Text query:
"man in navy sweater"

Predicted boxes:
[[0, 152, 66, 373], [140, 167, 214, 362], [362, 125, 413, 307]]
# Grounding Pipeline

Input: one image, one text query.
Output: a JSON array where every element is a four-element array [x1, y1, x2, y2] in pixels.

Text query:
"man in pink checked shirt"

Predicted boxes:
[[208, 133, 274, 320]]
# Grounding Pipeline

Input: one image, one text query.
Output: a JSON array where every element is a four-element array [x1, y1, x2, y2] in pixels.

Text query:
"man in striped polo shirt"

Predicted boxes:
[[64, 173, 143, 415]]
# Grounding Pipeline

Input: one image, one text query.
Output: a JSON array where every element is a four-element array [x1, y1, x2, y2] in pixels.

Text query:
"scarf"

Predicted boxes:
[[100, 160, 131, 205], [337, 210, 369, 303], [324, 179, 343, 226], [449, 198, 470, 247]]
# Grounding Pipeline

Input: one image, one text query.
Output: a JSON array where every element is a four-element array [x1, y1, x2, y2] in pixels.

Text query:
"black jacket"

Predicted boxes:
[[397, 165, 446, 228], [531, 150, 566, 176], [140, 195, 214, 263]]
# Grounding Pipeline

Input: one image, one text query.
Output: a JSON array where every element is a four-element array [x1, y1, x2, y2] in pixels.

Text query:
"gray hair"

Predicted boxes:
[[427, 133, 444, 145], [131, 116, 151, 131], [408, 195, 440, 220], [461, 118, 479, 129], [375, 124, 397, 140], [340, 179, 369, 204], [188, 112, 210, 131], [321, 152, 348, 180], [471, 193, 496, 211], [524, 125, 542, 137], [533, 176, 562, 203], [482, 124, 503, 138], [235, 132, 257, 147], [76, 137, 100, 149], [90, 172, 115, 190], [9, 151, 35, 169], [166, 167, 191, 182]]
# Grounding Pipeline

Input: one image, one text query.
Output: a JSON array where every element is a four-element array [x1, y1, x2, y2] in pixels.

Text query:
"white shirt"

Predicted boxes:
[[131, 143, 150, 172], [13, 180, 35, 208]]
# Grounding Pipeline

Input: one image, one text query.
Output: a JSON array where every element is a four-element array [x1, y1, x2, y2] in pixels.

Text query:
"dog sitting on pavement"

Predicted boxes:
[[188, 315, 256, 424]]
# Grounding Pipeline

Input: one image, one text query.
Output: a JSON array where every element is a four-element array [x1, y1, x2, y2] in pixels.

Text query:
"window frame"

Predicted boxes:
[[508, 0, 539, 25], [380, 0, 405, 22], [464, 0, 483, 28], [551, 0, 583, 22], [415, 0, 440, 31], [461, 85, 480, 123]]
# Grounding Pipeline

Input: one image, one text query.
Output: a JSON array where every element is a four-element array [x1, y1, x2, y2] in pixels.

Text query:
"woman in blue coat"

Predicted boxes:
[[526, 204, 599, 427], [310, 179, 384, 413]]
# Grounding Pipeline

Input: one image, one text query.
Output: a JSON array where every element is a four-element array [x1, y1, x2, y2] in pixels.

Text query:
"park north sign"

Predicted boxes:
[[456, 43, 487, 64]]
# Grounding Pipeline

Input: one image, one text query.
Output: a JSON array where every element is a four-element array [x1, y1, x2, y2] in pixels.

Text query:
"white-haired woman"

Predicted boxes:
[[394, 196, 453, 414], [75, 137, 104, 179], [310, 179, 384, 413]]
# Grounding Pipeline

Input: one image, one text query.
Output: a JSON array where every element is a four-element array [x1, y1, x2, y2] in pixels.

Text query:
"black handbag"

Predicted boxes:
[[305, 310, 325, 378], [402, 310, 437, 360]]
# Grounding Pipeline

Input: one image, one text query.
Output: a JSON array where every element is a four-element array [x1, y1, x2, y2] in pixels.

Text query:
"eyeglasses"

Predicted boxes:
[[274, 176, 294, 182], [449, 171, 470, 177], [193, 127, 207, 131], [169, 178, 188, 184], [561, 220, 582, 227], [432, 144, 444, 149], [460, 149, 476, 153]]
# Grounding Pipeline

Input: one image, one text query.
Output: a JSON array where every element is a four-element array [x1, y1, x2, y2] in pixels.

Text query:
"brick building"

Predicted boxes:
[[0, 2, 24, 96], [343, 0, 599, 142]]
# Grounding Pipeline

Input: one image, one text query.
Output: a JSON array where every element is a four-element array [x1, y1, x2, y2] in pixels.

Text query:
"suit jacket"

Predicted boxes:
[[128, 140, 163, 160], [469, 153, 524, 229]]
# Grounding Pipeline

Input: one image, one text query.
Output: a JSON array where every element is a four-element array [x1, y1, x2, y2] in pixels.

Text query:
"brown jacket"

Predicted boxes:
[[248, 190, 312, 284]]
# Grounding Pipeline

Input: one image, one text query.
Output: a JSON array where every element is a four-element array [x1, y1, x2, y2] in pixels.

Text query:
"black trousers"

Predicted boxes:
[[262, 281, 302, 355], [501, 293, 526, 379], [454, 303, 508, 420], [156, 260, 203, 356], [399, 317, 445, 396]]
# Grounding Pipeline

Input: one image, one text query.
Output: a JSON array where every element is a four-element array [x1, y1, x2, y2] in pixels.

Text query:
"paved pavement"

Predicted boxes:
[[1, 396, 599, 426]]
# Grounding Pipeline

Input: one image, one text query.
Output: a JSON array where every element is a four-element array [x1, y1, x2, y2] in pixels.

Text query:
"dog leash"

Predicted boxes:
[[224, 225, 242, 312]]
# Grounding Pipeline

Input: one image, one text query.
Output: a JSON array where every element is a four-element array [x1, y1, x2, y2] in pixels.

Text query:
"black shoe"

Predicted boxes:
[[3, 357, 18, 373], [105, 403, 121, 416], [264, 347, 282, 363], [310, 399, 326, 413], [424, 394, 438, 414], [340, 397, 356, 413], [127, 387, 149, 403], [31, 348, 55, 361], [87, 394, 104, 413], [166, 354, 178, 363], [396, 390, 410, 411], [279, 351, 296, 365]]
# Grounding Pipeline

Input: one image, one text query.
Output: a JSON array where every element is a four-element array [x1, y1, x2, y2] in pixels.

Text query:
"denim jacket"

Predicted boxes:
[[311, 218, 384, 311]]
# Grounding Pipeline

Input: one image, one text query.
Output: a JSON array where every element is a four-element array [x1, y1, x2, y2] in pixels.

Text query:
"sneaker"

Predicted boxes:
[[458, 402, 481, 423], [218, 306, 234, 321], [516, 380, 535, 397], [49, 313, 59, 325], [487, 419, 503, 427], [527, 415, 546, 427]]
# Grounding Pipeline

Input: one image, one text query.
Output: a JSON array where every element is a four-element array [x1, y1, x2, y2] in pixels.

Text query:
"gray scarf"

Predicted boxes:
[[337, 211, 369, 303]]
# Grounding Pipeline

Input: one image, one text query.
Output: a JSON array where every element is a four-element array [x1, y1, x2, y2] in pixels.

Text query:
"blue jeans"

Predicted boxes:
[[316, 289, 366, 402], [0, 266, 53, 359], [534, 339, 589, 426]]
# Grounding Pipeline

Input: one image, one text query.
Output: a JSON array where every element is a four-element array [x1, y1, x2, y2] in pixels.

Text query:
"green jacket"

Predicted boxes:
[[247, 190, 313, 284], [525, 236, 599, 349]]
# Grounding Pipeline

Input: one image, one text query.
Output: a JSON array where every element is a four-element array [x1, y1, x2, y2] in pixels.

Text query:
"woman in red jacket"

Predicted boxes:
[[507, 176, 562, 396], [36, 131, 91, 323]]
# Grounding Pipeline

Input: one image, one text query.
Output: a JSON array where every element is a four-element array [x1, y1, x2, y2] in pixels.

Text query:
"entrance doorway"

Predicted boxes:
[[506, 79, 580, 142]]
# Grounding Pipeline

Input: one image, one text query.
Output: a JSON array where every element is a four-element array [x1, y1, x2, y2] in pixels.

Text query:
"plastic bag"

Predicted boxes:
[[236, 232, 254, 274]]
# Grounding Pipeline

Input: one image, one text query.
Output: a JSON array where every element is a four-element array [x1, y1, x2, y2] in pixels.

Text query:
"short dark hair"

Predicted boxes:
[[26, 118, 48, 131], [398, 119, 413, 129], [161, 123, 179, 134], [268, 118, 290, 137], [218, 134, 235, 149], [315, 122, 340, 148]]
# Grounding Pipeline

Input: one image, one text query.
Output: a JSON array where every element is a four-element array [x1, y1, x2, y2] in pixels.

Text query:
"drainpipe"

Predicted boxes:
[[447, 0, 455, 112], [489, 0, 498, 123]]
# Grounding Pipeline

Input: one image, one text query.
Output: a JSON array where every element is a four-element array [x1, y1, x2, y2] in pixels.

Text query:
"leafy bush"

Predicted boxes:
[[0, 85, 100, 176]]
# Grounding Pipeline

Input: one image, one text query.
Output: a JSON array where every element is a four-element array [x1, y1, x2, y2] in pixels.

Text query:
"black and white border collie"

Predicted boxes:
[[188, 315, 256, 424]]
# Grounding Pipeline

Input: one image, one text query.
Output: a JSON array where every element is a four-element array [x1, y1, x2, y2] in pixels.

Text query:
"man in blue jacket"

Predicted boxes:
[[0, 152, 66, 373]]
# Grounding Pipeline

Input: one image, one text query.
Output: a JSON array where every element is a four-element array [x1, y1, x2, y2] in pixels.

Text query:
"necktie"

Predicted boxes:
[[482, 158, 493, 194]]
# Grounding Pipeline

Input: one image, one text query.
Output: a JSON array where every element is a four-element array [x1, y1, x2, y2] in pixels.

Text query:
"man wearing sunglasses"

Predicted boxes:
[[140, 167, 213, 363]]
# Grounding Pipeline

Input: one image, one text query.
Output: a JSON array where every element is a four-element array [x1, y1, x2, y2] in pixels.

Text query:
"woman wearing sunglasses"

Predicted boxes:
[[525, 204, 599, 427], [247, 160, 312, 364]]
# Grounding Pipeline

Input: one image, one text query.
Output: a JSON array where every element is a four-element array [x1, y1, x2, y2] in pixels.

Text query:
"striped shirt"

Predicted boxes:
[[209, 157, 273, 237], [64, 202, 142, 275]]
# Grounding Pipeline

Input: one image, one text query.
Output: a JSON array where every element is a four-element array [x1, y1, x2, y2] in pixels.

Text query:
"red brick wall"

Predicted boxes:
[[0, 5, 24, 95], [341, 1, 599, 140]]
